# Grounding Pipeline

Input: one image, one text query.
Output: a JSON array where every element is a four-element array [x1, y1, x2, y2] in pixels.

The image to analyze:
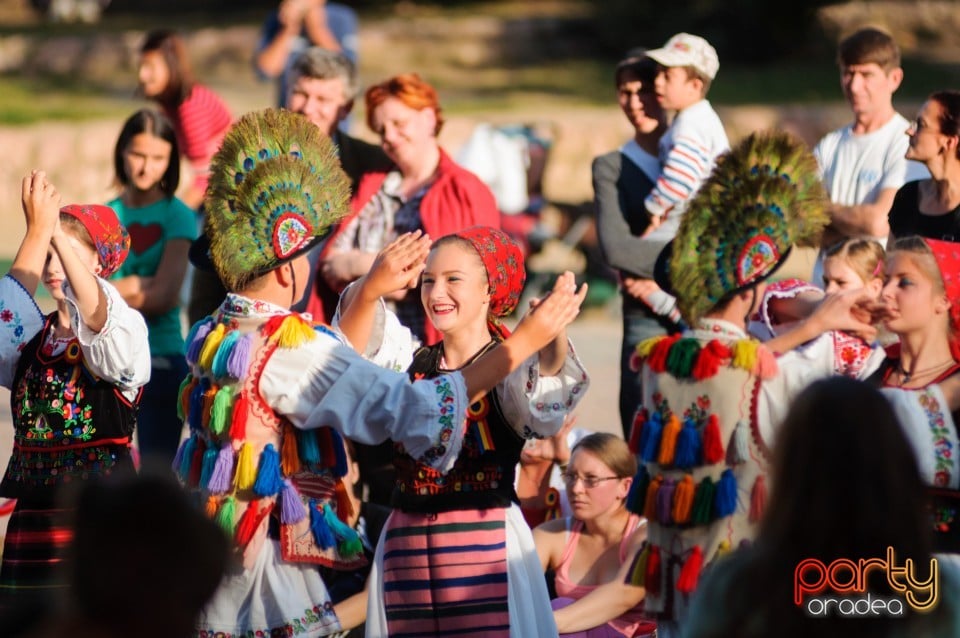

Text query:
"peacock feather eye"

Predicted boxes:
[[243, 157, 255, 171], [234, 172, 244, 185]]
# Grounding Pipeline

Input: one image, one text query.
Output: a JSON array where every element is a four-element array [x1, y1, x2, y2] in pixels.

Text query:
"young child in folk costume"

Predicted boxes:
[[334, 226, 589, 636], [751, 237, 887, 378], [177, 109, 584, 637], [0, 172, 149, 603], [625, 131, 889, 634]]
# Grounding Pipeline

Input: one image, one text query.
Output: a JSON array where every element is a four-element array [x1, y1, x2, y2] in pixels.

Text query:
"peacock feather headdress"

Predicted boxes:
[[195, 108, 351, 292], [657, 130, 829, 325]]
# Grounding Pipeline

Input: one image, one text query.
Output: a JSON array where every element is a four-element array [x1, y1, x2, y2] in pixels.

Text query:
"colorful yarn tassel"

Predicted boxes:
[[328, 429, 348, 477], [635, 335, 665, 360], [672, 474, 695, 524], [640, 412, 663, 463], [673, 417, 702, 469], [656, 478, 676, 525], [281, 424, 301, 475], [208, 443, 235, 494], [749, 475, 767, 523], [280, 479, 308, 524], [211, 329, 240, 379], [209, 386, 234, 437], [676, 545, 704, 594], [172, 436, 190, 477], [334, 479, 354, 523], [177, 435, 197, 482], [648, 335, 681, 373], [236, 500, 274, 548], [233, 442, 257, 491], [318, 428, 337, 469], [198, 323, 226, 371], [253, 444, 284, 497], [626, 467, 650, 514], [227, 333, 254, 379], [714, 469, 738, 518], [205, 495, 219, 518], [309, 500, 336, 549], [199, 446, 218, 489], [643, 475, 663, 521], [657, 414, 681, 465], [701, 415, 724, 465], [323, 504, 362, 557], [188, 439, 206, 488], [215, 495, 237, 535], [754, 345, 779, 379], [727, 421, 750, 465], [692, 340, 732, 380], [201, 384, 219, 429], [229, 391, 249, 441], [188, 379, 206, 431], [268, 315, 316, 349], [629, 543, 650, 586], [628, 408, 647, 454], [176, 374, 194, 421], [732, 339, 759, 373], [186, 319, 213, 365], [691, 476, 716, 525], [299, 429, 321, 466], [666, 338, 701, 378], [644, 545, 662, 596]]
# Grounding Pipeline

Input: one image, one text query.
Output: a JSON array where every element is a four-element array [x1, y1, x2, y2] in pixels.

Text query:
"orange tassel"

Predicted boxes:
[[281, 423, 301, 475], [648, 334, 681, 373], [334, 479, 354, 523], [671, 474, 695, 524], [201, 384, 219, 429], [749, 475, 767, 523], [657, 414, 681, 465], [229, 391, 249, 441], [701, 415, 725, 465], [676, 545, 704, 594], [692, 340, 732, 380], [643, 475, 663, 522], [205, 495, 219, 518], [645, 545, 662, 596], [628, 409, 647, 455]]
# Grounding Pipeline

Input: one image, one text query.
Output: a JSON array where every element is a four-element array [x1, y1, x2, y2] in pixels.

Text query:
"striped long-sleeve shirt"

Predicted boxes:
[[164, 84, 233, 197], [645, 99, 729, 220]]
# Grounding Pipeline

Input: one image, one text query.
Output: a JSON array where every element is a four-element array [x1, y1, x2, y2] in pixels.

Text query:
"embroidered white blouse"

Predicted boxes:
[[0, 274, 150, 400]]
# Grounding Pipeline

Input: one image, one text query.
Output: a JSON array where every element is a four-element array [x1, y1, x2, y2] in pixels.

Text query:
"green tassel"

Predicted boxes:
[[215, 495, 237, 535], [209, 385, 234, 437], [666, 338, 701, 378]]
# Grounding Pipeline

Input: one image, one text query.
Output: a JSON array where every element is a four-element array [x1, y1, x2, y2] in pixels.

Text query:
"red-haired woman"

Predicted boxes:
[[310, 73, 499, 344]]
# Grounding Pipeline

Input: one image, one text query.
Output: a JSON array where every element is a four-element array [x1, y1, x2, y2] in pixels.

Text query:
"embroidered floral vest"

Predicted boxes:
[[175, 302, 364, 571], [627, 328, 777, 622], [393, 341, 524, 513], [3, 315, 138, 500]]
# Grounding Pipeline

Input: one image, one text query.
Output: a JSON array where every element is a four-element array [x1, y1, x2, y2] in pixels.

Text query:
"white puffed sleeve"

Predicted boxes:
[[0, 274, 45, 389], [64, 277, 151, 393], [262, 332, 469, 473], [882, 385, 960, 490], [331, 282, 417, 371], [497, 340, 589, 439]]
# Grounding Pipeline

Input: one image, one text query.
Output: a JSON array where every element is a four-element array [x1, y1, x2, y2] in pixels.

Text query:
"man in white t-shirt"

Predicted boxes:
[[813, 27, 927, 282]]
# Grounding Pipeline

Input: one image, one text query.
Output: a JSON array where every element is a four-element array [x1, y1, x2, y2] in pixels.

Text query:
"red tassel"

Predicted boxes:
[[230, 391, 249, 441], [749, 475, 767, 523], [692, 340, 732, 380], [676, 545, 704, 594], [320, 428, 336, 469], [701, 415, 725, 465], [648, 335, 681, 373], [334, 479, 354, 523], [188, 438, 206, 487], [628, 409, 647, 455], [261, 315, 286, 339], [754, 345, 779, 380], [235, 499, 275, 548], [644, 545, 662, 596]]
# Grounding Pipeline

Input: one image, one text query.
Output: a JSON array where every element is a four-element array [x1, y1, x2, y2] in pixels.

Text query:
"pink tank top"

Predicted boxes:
[[554, 514, 656, 637]]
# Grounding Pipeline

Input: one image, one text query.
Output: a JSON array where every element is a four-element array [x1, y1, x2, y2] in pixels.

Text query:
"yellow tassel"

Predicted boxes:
[[269, 315, 316, 349], [629, 543, 651, 586], [657, 414, 682, 465], [234, 442, 257, 491], [636, 335, 666, 359], [198, 323, 227, 371], [716, 539, 732, 558], [732, 339, 759, 372]]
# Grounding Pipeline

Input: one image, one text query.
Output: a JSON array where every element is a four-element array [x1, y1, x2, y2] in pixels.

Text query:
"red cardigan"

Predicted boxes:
[[307, 149, 499, 344]]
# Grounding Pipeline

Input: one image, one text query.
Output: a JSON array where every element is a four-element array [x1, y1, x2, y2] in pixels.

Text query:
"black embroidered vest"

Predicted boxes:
[[3, 315, 139, 500], [393, 341, 524, 513]]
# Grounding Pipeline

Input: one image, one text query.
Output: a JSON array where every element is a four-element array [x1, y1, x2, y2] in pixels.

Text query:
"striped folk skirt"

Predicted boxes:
[[0, 500, 73, 607], [381, 508, 512, 638]]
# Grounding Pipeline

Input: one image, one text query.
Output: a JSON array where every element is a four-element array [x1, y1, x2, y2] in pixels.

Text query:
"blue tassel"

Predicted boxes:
[[177, 435, 197, 482], [186, 319, 214, 365], [328, 429, 348, 478], [714, 468, 738, 518], [641, 413, 663, 463], [227, 333, 254, 379], [626, 466, 649, 514], [253, 444, 284, 497], [208, 443, 235, 494], [280, 479, 307, 524], [309, 500, 336, 549], [211, 330, 240, 379], [300, 430, 321, 466], [199, 446, 218, 489], [323, 503, 362, 556], [188, 378, 208, 432], [673, 417, 703, 469]]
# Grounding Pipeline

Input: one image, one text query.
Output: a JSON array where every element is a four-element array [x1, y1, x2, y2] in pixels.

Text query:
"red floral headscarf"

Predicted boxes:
[[925, 238, 960, 334], [453, 226, 525, 336], [60, 204, 130, 278]]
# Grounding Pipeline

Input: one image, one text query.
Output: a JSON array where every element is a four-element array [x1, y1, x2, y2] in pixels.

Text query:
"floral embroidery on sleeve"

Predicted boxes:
[[920, 389, 954, 488]]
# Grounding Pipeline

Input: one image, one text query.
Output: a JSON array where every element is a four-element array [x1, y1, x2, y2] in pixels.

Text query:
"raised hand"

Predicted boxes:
[[513, 271, 587, 353], [358, 231, 431, 302], [21, 170, 61, 233]]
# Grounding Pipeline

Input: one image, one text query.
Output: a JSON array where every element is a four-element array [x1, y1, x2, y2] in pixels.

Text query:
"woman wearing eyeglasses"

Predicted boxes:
[[533, 433, 657, 638]]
